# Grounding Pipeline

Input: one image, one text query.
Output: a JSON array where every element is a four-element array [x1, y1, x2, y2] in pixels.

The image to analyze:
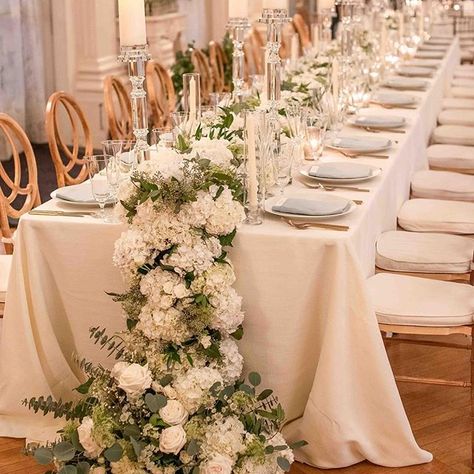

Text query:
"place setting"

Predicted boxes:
[[2, 0, 474, 473]]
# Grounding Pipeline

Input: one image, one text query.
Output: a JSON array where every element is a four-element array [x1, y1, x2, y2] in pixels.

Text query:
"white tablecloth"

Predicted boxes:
[[0, 40, 460, 468]]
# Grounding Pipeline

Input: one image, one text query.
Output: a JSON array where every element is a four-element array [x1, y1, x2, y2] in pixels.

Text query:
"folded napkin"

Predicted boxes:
[[309, 163, 372, 179], [355, 115, 405, 128], [272, 197, 351, 216], [332, 136, 390, 149], [56, 182, 96, 204]]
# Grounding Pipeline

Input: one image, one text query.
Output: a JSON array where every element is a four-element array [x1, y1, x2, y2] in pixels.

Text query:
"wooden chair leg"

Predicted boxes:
[[471, 333, 474, 469]]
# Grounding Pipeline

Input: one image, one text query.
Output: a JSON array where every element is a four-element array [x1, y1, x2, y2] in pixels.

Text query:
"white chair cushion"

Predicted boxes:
[[432, 125, 474, 146], [442, 98, 474, 109], [438, 109, 474, 126], [367, 273, 474, 326], [376, 230, 473, 274], [0, 255, 12, 303], [456, 65, 474, 73], [451, 87, 474, 99], [411, 170, 474, 201], [454, 69, 474, 79], [398, 199, 474, 234], [452, 78, 474, 87], [427, 144, 474, 173], [461, 50, 474, 61]]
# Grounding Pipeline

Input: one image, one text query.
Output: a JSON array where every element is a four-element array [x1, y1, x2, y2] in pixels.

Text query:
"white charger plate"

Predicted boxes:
[[300, 163, 382, 183], [383, 78, 428, 90], [415, 50, 445, 59], [265, 194, 357, 221], [348, 114, 406, 129], [371, 92, 418, 107], [327, 136, 392, 154]]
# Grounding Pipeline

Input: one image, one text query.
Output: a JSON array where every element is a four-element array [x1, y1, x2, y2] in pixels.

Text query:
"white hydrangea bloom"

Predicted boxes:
[[212, 338, 243, 383], [114, 229, 155, 278], [143, 148, 185, 180], [191, 138, 234, 169], [205, 187, 245, 236], [209, 287, 244, 335], [111, 456, 147, 474], [201, 416, 246, 461]]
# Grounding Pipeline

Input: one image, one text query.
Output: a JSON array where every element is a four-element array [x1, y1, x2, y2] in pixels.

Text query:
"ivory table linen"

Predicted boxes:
[[0, 40, 460, 468]]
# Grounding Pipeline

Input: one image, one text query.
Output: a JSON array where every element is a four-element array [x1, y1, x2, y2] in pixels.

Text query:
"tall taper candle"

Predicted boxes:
[[189, 76, 197, 121], [331, 58, 339, 100], [119, 0, 147, 46], [312, 24, 319, 51], [246, 115, 258, 208], [291, 33, 299, 65], [228, 0, 248, 17]]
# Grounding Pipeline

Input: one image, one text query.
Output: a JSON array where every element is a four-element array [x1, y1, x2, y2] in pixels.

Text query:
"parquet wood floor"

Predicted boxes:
[[0, 335, 471, 473]]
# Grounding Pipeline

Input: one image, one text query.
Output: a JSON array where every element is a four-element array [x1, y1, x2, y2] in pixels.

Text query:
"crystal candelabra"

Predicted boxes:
[[226, 17, 251, 102], [119, 45, 151, 164], [336, 0, 357, 56], [259, 8, 291, 107]]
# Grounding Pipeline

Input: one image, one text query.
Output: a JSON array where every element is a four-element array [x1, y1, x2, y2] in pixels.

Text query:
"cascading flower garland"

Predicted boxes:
[[25, 111, 305, 473]]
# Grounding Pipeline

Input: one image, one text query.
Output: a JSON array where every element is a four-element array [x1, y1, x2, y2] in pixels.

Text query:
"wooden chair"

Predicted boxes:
[[368, 269, 474, 467], [249, 28, 265, 75], [292, 13, 312, 51], [103, 76, 133, 141], [45, 92, 93, 188], [208, 41, 227, 93], [0, 114, 41, 316], [191, 49, 213, 104], [146, 60, 176, 128]]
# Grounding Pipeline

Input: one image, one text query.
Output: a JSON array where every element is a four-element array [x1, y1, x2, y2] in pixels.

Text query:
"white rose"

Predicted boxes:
[[159, 425, 187, 454], [163, 385, 178, 399], [91, 468, 106, 474], [159, 400, 188, 426], [77, 417, 103, 458], [200, 454, 234, 474], [113, 362, 152, 398]]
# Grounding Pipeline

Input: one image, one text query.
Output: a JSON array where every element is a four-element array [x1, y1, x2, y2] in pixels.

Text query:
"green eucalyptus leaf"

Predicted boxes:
[[53, 441, 76, 462], [123, 424, 141, 440], [257, 389, 273, 401], [277, 456, 291, 472], [104, 443, 123, 462], [34, 447, 53, 465], [77, 462, 91, 474], [186, 439, 200, 456], [248, 372, 262, 387], [59, 467, 77, 474], [145, 393, 168, 413], [289, 440, 308, 450]]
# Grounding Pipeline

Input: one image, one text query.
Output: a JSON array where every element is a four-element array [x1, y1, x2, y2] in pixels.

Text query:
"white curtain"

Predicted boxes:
[[0, 0, 46, 160]]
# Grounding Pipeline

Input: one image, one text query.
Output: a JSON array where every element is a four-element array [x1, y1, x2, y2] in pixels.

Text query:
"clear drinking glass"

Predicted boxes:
[[151, 128, 176, 148], [86, 155, 115, 221], [209, 92, 232, 111], [305, 115, 328, 161], [102, 140, 136, 174], [171, 111, 195, 139], [274, 142, 295, 196]]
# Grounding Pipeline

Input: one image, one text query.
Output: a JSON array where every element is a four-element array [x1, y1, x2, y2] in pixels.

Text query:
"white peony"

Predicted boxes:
[[112, 362, 153, 398], [159, 399, 188, 426], [200, 454, 234, 474], [159, 425, 187, 454], [77, 417, 103, 458]]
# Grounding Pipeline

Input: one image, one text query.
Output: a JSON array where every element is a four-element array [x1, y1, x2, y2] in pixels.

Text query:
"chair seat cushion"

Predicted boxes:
[[451, 87, 474, 99], [442, 98, 474, 110], [376, 230, 473, 274], [454, 69, 474, 79], [452, 78, 474, 87], [398, 198, 474, 234], [0, 255, 12, 303], [411, 169, 474, 201], [367, 273, 474, 326], [427, 144, 474, 173], [432, 125, 474, 146], [461, 50, 474, 61], [456, 65, 474, 73], [438, 109, 474, 126]]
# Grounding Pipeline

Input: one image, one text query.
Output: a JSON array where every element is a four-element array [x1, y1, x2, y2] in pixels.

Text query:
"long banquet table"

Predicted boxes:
[[0, 39, 460, 468]]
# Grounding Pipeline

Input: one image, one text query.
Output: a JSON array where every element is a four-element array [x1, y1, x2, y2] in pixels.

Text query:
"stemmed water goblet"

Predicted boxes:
[[102, 139, 136, 175], [151, 128, 176, 148], [305, 114, 328, 161], [86, 154, 119, 222], [285, 104, 307, 168], [274, 142, 295, 196]]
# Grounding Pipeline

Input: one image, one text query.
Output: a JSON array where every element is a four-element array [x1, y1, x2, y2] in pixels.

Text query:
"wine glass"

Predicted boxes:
[[151, 128, 176, 148], [102, 139, 136, 174], [86, 154, 115, 222], [274, 142, 295, 196], [171, 111, 195, 139], [209, 92, 232, 111]]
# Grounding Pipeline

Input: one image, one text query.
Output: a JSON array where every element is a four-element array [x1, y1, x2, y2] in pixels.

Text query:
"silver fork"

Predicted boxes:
[[301, 182, 370, 193]]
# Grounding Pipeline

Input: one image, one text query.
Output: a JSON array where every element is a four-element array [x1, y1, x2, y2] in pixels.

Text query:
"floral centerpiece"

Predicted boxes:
[[24, 111, 304, 473]]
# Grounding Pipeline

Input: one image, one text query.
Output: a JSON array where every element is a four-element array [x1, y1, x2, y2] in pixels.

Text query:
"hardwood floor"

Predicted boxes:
[[0, 335, 472, 473]]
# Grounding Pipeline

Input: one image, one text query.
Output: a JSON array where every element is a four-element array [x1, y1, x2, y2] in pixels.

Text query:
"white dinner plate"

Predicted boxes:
[[327, 136, 392, 154], [397, 66, 433, 77], [265, 193, 357, 221], [426, 38, 452, 45], [415, 50, 445, 59], [418, 44, 449, 52], [348, 114, 406, 129], [51, 187, 115, 208], [300, 162, 382, 183], [371, 92, 417, 107], [383, 78, 428, 90]]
